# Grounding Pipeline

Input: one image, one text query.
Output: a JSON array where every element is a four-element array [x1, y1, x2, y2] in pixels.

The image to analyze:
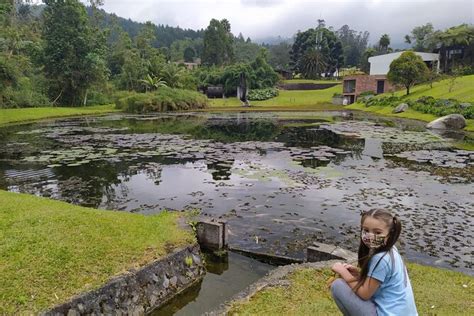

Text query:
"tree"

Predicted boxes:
[[183, 46, 196, 62], [405, 23, 437, 52], [202, 19, 234, 66], [336, 25, 369, 67], [301, 48, 326, 79], [378, 34, 390, 53], [387, 51, 429, 95], [290, 25, 343, 78], [268, 41, 291, 71], [139, 74, 167, 92], [42, 0, 108, 105]]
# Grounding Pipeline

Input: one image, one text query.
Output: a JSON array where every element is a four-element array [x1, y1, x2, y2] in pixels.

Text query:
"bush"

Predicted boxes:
[[1, 77, 50, 108], [119, 87, 208, 113], [248, 88, 279, 101], [360, 95, 474, 119]]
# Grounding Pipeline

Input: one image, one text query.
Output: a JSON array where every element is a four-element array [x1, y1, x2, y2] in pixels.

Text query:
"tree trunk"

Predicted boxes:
[[406, 85, 410, 95], [83, 89, 88, 106]]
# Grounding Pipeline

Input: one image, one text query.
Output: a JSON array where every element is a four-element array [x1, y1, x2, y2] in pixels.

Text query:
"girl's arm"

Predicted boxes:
[[332, 262, 380, 300]]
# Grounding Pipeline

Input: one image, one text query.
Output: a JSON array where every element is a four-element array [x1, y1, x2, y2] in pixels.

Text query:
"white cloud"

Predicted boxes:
[[99, 0, 474, 44]]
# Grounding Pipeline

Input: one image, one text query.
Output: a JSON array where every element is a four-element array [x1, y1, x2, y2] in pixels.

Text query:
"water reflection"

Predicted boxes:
[[0, 112, 473, 274], [154, 251, 273, 316]]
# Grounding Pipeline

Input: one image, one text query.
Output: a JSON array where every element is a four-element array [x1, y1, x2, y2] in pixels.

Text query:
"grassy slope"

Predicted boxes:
[[0, 104, 119, 126], [393, 74, 474, 103], [208, 85, 343, 111], [347, 75, 474, 132], [230, 264, 473, 315], [0, 190, 194, 314]]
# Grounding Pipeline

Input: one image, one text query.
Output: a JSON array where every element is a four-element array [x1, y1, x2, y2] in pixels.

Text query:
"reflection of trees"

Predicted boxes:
[[207, 160, 233, 180], [277, 127, 365, 155], [54, 161, 125, 208]]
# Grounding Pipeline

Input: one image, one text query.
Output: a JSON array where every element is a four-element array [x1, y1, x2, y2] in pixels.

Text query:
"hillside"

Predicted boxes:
[[393, 75, 474, 103]]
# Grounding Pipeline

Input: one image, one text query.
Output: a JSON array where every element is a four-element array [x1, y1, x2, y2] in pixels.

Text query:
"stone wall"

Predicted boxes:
[[43, 244, 205, 316], [279, 83, 339, 90]]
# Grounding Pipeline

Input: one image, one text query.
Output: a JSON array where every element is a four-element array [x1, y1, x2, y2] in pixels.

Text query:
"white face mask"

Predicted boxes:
[[361, 231, 387, 249]]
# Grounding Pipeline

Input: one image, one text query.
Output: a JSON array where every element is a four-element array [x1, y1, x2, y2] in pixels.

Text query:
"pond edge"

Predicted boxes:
[[41, 243, 205, 316]]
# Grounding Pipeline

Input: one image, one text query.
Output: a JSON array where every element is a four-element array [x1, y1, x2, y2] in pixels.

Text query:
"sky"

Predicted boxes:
[[98, 0, 474, 46]]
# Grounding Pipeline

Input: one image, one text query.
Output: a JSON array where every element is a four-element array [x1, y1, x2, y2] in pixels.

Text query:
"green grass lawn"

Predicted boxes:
[[208, 85, 343, 111], [0, 104, 119, 126], [393, 74, 474, 103], [347, 75, 474, 132], [0, 190, 195, 314], [230, 264, 473, 315]]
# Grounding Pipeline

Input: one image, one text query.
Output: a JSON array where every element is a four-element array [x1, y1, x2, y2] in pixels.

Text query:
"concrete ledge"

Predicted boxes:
[[306, 242, 357, 263], [229, 246, 303, 265], [42, 244, 205, 316]]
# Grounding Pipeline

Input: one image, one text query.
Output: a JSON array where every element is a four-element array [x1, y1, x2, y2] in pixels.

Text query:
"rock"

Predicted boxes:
[[426, 114, 467, 130], [341, 111, 354, 119], [170, 276, 178, 287], [459, 102, 472, 109], [393, 103, 409, 113]]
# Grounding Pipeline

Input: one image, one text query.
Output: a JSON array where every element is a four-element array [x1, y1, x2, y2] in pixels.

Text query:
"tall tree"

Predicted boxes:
[[290, 25, 343, 78], [378, 34, 390, 53], [387, 51, 428, 95], [202, 18, 234, 66], [405, 23, 437, 52], [336, 25, 369, 67], [42, 0, 108, 105], [268, 41, 291, 71]]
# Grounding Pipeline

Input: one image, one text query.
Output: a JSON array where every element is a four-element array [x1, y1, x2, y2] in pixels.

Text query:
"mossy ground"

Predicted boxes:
[[0, 104, 119, 126], [230, 264, 473, 315], [0, 190, 195, 314]]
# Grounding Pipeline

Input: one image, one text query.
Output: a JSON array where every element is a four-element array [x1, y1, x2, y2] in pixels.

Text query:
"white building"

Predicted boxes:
[[368, 51, 440, 75]]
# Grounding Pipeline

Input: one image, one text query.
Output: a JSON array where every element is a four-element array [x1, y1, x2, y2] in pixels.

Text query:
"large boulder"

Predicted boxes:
[[393, 103, 409, 113], [426, 114, 467, 130]]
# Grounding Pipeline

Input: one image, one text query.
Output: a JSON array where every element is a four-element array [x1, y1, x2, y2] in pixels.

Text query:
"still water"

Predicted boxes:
[[0, 112, 472, 275]]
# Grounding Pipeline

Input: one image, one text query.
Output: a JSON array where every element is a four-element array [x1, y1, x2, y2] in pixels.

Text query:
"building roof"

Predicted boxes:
[[368, 51, 439, 63]]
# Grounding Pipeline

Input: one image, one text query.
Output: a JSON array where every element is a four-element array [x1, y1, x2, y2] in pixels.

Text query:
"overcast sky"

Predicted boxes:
[[99, 0, 474, 45]]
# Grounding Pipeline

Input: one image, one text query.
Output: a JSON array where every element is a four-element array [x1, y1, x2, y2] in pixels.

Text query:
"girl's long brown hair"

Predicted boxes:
[[354, 209, 402, 292]]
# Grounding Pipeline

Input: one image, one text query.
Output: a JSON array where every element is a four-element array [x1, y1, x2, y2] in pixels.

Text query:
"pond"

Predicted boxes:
[[0, 111, 473, 276]]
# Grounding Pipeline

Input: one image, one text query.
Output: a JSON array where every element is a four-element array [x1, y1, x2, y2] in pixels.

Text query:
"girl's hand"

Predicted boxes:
[[343, 263, 360, 277], [331, 262, 347, 275]]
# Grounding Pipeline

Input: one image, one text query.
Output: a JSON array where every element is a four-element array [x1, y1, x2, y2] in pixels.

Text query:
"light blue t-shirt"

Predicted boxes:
[[368, 247, 418, 316]]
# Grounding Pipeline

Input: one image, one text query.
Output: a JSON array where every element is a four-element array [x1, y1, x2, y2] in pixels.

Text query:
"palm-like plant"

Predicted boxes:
[[139, 74, 167, 92], [300, 48, 327, 79], [161, 63, 185, 88]]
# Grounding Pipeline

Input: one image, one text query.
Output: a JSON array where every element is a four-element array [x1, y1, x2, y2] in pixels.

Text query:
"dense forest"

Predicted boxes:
[[1, 0, 472, 110]]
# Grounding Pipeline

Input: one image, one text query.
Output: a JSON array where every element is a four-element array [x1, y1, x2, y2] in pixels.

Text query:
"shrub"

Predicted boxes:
[[119, 87, 208, 113], [360, 95, 473, 119], [248, 88, 279, 101]]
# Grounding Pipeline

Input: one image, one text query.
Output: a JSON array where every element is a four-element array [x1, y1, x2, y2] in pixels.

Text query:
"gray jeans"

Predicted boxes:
[[331, 278, 377, 316]]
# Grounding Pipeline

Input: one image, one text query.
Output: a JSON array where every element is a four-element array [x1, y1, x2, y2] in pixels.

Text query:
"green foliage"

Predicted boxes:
[[202, 18, 234, 66], [248, 88, 279, 101], [387, 51, 429, 95], [361, 95, 473, 119], [118, 87, 208, 113], [290, 26, 344, 78], [184, 256, 193, 267], [378, 34, 391, 52], [42, 0, 108, 105], [267, 41, 291, 71], [196, 50, 278, 96], [336, 25, 370, 67]]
